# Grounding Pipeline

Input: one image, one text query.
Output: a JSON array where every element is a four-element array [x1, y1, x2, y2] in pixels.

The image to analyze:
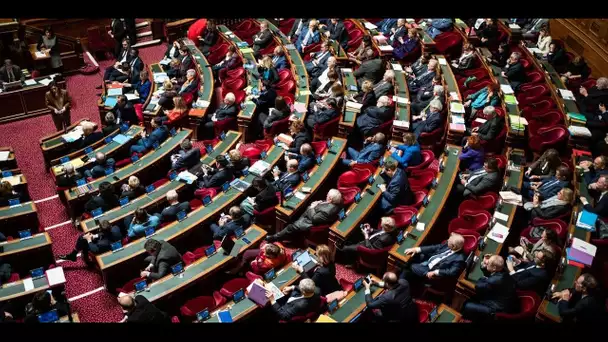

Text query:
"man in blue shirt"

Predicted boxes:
[[286, 143, 316, 173], [130, 117, 169, 154], [341, 132, 386, 167]]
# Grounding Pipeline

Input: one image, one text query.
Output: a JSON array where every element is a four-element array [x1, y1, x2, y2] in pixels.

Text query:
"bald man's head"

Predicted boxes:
[[382, 272, 398, 287], [488, 255, 505, 273], [117, 294, 135, 310]]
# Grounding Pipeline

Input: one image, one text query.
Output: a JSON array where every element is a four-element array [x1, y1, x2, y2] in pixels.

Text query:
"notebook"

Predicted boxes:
[[217, 310, 233, 323], [247, 281, 269, 306]]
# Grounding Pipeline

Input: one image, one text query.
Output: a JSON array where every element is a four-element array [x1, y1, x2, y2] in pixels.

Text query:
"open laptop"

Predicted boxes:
[[292, 250, 316, 273], [220, 235, 236, 256], [428, 306, 439, 322]]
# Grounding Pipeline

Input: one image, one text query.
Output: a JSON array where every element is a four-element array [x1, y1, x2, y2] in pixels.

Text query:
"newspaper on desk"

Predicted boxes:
[[38, 78, 53, 86], [159, 58, 171, 66], [249, 160, 271, 176], [125, 93, 140, 101], [508, 23, 521, 30], [61, 128, 84, 143], [393, 96, 409, 105], [558, 89, 576, 101], [449, 92, 460, 102], [391, 63, 403, 71], [24, 79, 38, 86], [153, 73, 169, 84], [500, 84, 514, 94], [527, 47, 542, 55], [393, 120, 409, 129], [488, 222, 509, 243], [499, 191, 523, 206], [450, 102, 465, 114]]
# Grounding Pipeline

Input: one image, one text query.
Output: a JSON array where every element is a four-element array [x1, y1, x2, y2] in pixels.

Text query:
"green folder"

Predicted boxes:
[[567, 112, 587, 123], [504, 94, 518, 105]]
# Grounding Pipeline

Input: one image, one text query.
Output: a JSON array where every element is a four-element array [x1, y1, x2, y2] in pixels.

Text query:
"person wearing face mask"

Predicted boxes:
[[45, 81, 72, 132]]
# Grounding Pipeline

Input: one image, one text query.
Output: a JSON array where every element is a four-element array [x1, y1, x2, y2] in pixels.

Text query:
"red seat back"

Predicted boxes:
[[406, 150, 435, 173], [337, 168, 373, 188], [495, 291, 540, 320], [339, 186, 361, 207], [311, 141, 328, 155], [313, 116, 340, 140]]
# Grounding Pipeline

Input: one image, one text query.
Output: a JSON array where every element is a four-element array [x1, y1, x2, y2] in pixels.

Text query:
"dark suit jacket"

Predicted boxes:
[[354, 142, 384, 164], [173, 148, 202, 170], [0, 65, 25, 83], [254, 183, 279, 212], [148, 241, 182, 280], [121, 185, 145, 201], [253, 29, 273, 49], [142, 126, 169, 150], [362, 230, 396, 249], [274, 172, 301, 193], [537, 177, 569, 200], [111, 19, 127, 42], [327, 21, 349, 48], [288, 19, 310, 38], [475, 271, 519, 312], [381, 168, 414, 207], [263, 108, 290, 129], [477, 115, 504, 141], [412, 110, 442, 137], [357, 106, 395, 136], [80, 132, 104, 150], [215, 104, 238, 121], [159, 90, 177, 110], [292, 202, 340, 231], [112, 102, 138, 125], [463, 170, 499, 197], [102, 124, 120, 137], [271, 288, 321, 321], [530, 203, 571, 220], [272, 55, 288, 70], [164, 44, 180, 59], [199, 167, 233, 189], [504, 61, 526, 90], [211, 216, 251, 240], [581, 87, 608, 114], [354, 91, 377, 113], [84, 194, 119, 213], [160, 202, 190, 223], [56, 171, 82, 188], [287, 132, 311, 154], [511, 262, 549, 294], [365, 279, 417, 323], [252, 87, 277, 114], [127, 295, 170, 323], [306, 108, 339, 127], [416, 243, 466, 278], [88, 225, 123, 254], [180, 55, 194, 73], [373, 80, 393, 99], [199, 29, 219, 49], [301, 262, 342, 296], [354, 58, 384, 84], [558, 290, 607, 323], [583, 167, 608, 186], [295, 153, 316, 173], [129, 57, 144, 76], [584, 192, 608, 217]]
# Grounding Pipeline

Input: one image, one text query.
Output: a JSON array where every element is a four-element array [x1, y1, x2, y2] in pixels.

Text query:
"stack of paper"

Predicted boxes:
[[504, 94, 518, 105], [45, 267, 66, 286], [104, 97, 118, 107], [62, 130, 83, 143], [475, 118, 487, 124], [249, 160, 271, 176], [1, 175, 21, 186], [24, 79, 38, 86], [39, 78, 52, 86], [566, 238, 597, 267], [112, 134, 129, 145], [500, 84, 514, 94], [108, 88, 123, 97], [567, 112, 587, 124], [159, 58, 171, 66], [450, 123, 465, 132], [576, 210, 598, 231], [450, 102, 465, 114], [437, 57, 448, 66], [568, 125, 592, 137], [125, 93, 139, 101], [499, 191, 522, 206], [488, 222, 509, 243], [317, 315, 337, 323], [240, 48, 254, 54], [194, 99, 210, 108], [177, 171, 198, 184], [363, 22, 377, 30], [452, 115, 465, 125], [508, 23, 521, 30], [509, 115, 528, 133], [379, 45, 394, 52], [449, 91, 460, 102], [391, 63, 403, 71], [527, 47, 542, 55], [35, 51, 47, 58], [341, 68, 353, 73], [346, 101, 363, 113], [393, 120, 409, 129], [0, 151, 10, 161], [558, 88, 576, 101], [153, 73, 169, 84], [277, 133, 294, 145], [393, 96, 409, 105], [293, 102, 307, 113]]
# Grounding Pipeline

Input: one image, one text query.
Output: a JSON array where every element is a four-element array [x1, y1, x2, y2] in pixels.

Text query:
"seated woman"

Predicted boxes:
[[305, 97, 340, 131], [123, 69, 151, 104], [236, 241, 288, 275], [127, 208, 160, 239], [160, 96, 188, 123], [391, 132, 422, 169], [259, 96, 291, 138], [0, 180, 23, 206], [451, 43, 476, 76], [486, 42, 510, 67], [477, 18, 499, 47], [310, 82, 344, 114], [257, 56, 279, 88], [459, 135, 485, 172], [561, 56, 590, 86], [392, 28, 420, 61], [348, 80, 377, 113], [292, 244, 347, 303], [312, 72, 341, 103], [463, 83, 501, 122], [348, 35, 374, 64], [524, 188, 573, 221], [157, 80, 177, 111], [58, 219, 123, 264], [536, 26, 552, 55], [509, 229, 559, 264], [120, 176, 145, 200], [285, 120, 311, 154], [524, 148, 561, 182], [295, 19, 320, 54], [228, 149, 249, 177]]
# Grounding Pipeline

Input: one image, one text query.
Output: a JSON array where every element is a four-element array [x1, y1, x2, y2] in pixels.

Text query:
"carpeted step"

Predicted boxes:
[[132, 38, 162, 49]]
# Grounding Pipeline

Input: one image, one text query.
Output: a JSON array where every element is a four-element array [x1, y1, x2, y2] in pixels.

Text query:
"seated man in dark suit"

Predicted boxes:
[[407, 59, 438, 93], [354, 50, 384, 86], [501, 52, 526, 91], [305, 41, 332, 79], [171, 139, 201, 170], [337, 217, 397, 264], [271, 159, 301, 194], [580, 175, 608, 218], [401, 232, 467, 283], [117, 293, 170, 323], [120, 176, 145, 200], [252, 21, 273, 58], [286, 143, 316, 173], [56, 163, 82, 188], [363, 271, 418, 323], [266, 189, 342, 243], [377, 160, 414, 215], [195, 155, 234, 190], [462, 255, 519, 322], [466, 106, 504, 142], [83, 152, 116, 179], [411, 99, 443, 140], [342, 132, 386, 167], [455, 158, 500, 198], [210, 206, 252, 240], [552, 273, 607, 323], [58, 219, 122, 265], [271, 46, 288, 71], [521, 165, 570, 201], [0, 59, 24, 83], [159, 190, 190, 223], [202, 92, 238, 139], [240, 177, 278, 216], [250, 83, 277, 119], [111, 95, 138, 125], [266, 278, 321, 321], [577, 77, 608, 115], [305, 97, 340, 131], [103, 61, 130, 82], [140, 239, 182, 281], [130, 117, 169, 154], [84, 181, 119, 213], [507, 248, 553, 294], [78, 121, 104, 150], [102, 112, 120, 137], [580, 155, 608, 197], [356, 96, 394, 137], [525, 188, 573, 220], [412, 84, 445, 116], [373, 70, 395, 98], [324, 19, 349, 50]]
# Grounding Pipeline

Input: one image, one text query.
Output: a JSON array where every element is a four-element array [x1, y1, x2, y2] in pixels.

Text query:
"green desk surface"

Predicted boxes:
[[0, 233, 50, 256], [82, 131, 240, 232], [145, 64, 164, 112], [391, 146, 461, 259], [435, 308, 457, 323], [205, 263, 300, 323], [392, 68, 410, 124], [281, 138, 346, 212], [489, 64, 520, 116], [0, 201, 36, 219], [183, 42, 214, 104], [466, 152, 524, 283], [420, 30, 435, 45], [437, 60, 459, 93], [139, 227, 265, 302], [98, 145, 283, 269], [66, 129, 191, 199], [329, 285, 381, 322], [540, 60, 580, 113], [342, 70, 358, 124], [0, 275, 49, 301]]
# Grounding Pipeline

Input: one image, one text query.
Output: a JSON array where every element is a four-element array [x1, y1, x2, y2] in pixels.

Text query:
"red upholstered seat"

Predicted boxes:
[[232, 19, 256, 33], [253, 206, 276, 230], [207, 44, 229, 65], [339, 186, 361, 207], [222, 77, 247, 93], [451, 229, 481, 255], [391, 206, 418, 229], [303, 42, 322, 55], [458, 192, 498, 216], [278, 18, 296, 35], [213, 117, 238, 137], [582, 78, 597, 89], [339, 278, 353, 292], [527, 111, 563, 137], [171, 316, 180, 323], [264, 117, 291, 139], [116, 277, 146, 294], [276, 79, 296, 94], [278, 69, 293, 83], [411, 189, 429, 209], [406, 150, 435, 174], [368, 119, 394, 137], [337, 168, 373, 188], [517, 84, 550, 104], [434, 32, 463, 59], [415, 299, 437, 323], [356, 245, 392, 275], [8, 273, 20, 283], [495, 291, 540, 321], [219, 278, 252, 298], [194, 187, 220, 200], [524, 70, 544, 84], [448, 210, 492, 235], [304, 224, 331, 248], [311, 141, 328, 156], [225, 67, 246, 82], [528, 126, 569, 155], [180, 291, 226, 318], [480, 125, 506, 155], [409, 169, 437, 191], [466, 79, 493, 93], [313, 116, 340, 141], [344, 20, 355, 32], [182, 251, 197, 266], [418, 126, 444, 150], [520, 218, 568, 242]]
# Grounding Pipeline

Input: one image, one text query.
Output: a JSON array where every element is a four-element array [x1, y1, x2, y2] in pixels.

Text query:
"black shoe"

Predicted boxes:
[[265, 235, 276, 243], [58, 253, 77, 262], [95, 85, 102, 90]]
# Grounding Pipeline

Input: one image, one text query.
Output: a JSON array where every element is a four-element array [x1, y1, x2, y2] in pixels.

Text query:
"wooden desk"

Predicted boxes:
[[79, 131, 241, 233], [435, 55, 464, 145], [0, 232, 53, 276], [315, 274, 383, 322], [183, 40, 214, 141], [433, 304, 462, 323], [63, 129, 191, 219], [275, 137, 346, 232], [0, 75, 66, 124], [536, 154, 592, 322], [452, 148, 525, 310], [39, 118, 95, 170], [96, 145, 284, 291], [338, 68, 359, 138], [0, 172, 28, 200], [0, 147, 17, 170], [0, 266, 65, 303], [217, 25, 260, 143], [498, 20, 523, 43], [29, 43, 51, 61], [387, 145, 461, 271], [51, 126, 143, 177], [328, 152, 393, 255], [205, 248, 316, 323], [129, 226, 266, 303], [391, 64, 411, 141], [0, 201, 39, 238]]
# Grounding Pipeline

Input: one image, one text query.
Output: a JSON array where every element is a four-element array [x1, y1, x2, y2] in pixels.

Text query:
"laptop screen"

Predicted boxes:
[[328, 299, 339, 313], [233, 289, 245, 302], [119, 197, 129, 206], [171, 262, 184, 275], [37, 309, 59, 323], [131, 154, 139, 163], [8, 198, 20, 206], [219, 131, 226, 141], [135, 280, 147, 292], [60, 156, 70, 164], [354, 192, 361, 203], [222, 182, 230, 192], [104, 167, 114, 175], [302, 172, 310, 183], [259, 150, 267, 159], [170, 128, 177, 136], [105, 136, 112, 144], [153, 141, 160, 150], [19, 230, 32, 239], [120, 123, 129, 132], [84, 147, 94, 154], [234, 228, 244, 238], [169, 171, 178, 181], [428, 307, 439, 322], [2, 170, 12, 177], [76, 178, 86, 186], [338, 209, 346, 221], [144, 227, 155, 237], [196, 309, 210, 321], [397, 231, 405, 244], [316, 156, 323, 165], [91, 207, 103, 218], [295, 251, 312, 267], [368, 175, 375, 185], [30, 267, 44, 279], [205, 145, 213, 154], [264, 268, 275, 281]]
